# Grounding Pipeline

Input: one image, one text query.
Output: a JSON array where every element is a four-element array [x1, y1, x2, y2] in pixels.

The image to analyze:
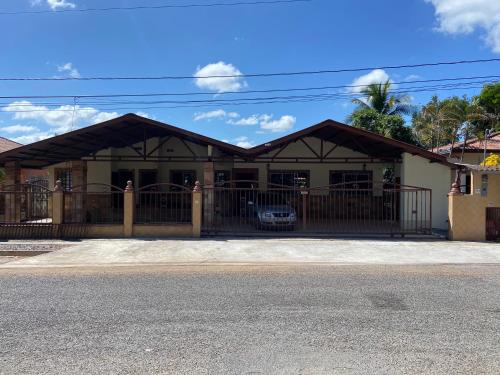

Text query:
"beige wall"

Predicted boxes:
[[449, 173, 500, 241], [401, 153, 452, 230]]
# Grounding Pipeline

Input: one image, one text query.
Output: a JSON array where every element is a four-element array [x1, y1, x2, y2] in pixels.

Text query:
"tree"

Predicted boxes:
[[347, 80, 417, 144], [349, 108, 417, 145], [350, 80, 414, 116], [472, 83, 500, 136], [412, 96, 452, 151]]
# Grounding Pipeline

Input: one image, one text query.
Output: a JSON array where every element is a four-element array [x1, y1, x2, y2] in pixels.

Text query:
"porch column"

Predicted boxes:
[[203, 162, 214, 227], [4, 161, 21, 222], [123, 181, 134, 237], [192, 181, 202, 238], [71, 160, 87, 222]]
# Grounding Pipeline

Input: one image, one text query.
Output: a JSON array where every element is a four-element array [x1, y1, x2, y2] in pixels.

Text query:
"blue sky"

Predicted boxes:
[[0, 0, 499, 147]]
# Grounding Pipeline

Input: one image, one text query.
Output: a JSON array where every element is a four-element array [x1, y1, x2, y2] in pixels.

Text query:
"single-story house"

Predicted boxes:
[[0, 114, 455, 238]]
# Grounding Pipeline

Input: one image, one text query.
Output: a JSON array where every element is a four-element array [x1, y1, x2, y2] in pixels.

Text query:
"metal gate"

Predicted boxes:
[[486, 207, 500, 241], [0, 183, 54, 239], [202, 180, 432, 237]]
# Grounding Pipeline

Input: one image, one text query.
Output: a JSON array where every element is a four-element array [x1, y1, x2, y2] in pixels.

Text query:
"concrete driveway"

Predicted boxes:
[[1, 238, 500, 268]]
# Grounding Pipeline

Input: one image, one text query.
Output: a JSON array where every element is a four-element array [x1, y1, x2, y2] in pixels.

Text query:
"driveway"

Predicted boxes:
[[1, 238, 500, 268]]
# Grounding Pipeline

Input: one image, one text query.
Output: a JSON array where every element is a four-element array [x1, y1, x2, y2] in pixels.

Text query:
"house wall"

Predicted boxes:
[[401, 153, 453, 230], [449, 172, 500, 241]]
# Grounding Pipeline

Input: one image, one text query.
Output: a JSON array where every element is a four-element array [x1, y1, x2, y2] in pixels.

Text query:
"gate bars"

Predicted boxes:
[[202, 181, 432, 236]]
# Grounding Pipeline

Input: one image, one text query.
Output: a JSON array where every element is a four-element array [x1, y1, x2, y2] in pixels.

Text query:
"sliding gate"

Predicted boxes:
[[202, 181, 432, 236]]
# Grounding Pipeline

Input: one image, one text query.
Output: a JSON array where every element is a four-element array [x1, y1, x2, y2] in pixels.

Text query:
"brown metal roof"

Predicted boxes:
[[0, 114, 247, 168], [248, 119, 451, 165], [0, 114, 451, 168]]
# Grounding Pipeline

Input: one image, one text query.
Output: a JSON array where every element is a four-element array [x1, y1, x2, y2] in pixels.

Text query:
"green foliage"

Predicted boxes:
[[349, 108, 417, 145], [350, 80, 414, 117]]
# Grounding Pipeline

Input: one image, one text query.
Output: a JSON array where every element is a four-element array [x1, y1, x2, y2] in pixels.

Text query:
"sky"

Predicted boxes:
[[0, 0, 499, 148]]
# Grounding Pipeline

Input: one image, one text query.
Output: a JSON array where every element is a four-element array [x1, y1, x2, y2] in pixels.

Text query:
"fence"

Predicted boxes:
[[0, 184, 54, 239], [135, 183, 192, 224], [63, 184, 124, 224], [202, 180, 432, 236]]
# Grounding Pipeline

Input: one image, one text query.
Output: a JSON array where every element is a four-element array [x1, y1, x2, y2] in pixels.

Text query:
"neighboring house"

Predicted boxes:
[[0, 114, 454, 238], [432, 132, 500, 195], [433, 131, 500, 165], [0, 136, 48, 185]]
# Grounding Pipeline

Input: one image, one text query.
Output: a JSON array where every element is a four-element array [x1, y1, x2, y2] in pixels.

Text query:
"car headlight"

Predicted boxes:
[[264, 212, 273, 218], [289, 212, 296, 219]]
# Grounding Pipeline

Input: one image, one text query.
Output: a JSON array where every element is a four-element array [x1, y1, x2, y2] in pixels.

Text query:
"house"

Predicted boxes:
[[0, 136, 48, 186], [0, 114, 454, 239], [433, 131, 500, 164], [433, 132, 500, 195]]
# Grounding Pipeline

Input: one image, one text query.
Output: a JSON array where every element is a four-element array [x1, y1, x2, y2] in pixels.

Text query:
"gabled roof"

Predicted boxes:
[[0, 136, 21, 153], [247, 119, 450, 164], [0, 114, 451, 168], [433, 131, 500, 154], [0, 114, 247, 168]]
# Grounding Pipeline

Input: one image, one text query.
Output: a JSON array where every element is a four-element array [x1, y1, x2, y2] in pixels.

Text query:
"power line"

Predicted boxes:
[[0, 80, 494, 113], [0, 58, 499, 81], [0, 74, 498, 100], [0, 0, 311, 15]]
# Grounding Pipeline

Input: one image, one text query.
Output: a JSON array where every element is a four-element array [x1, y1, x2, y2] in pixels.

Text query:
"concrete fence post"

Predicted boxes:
[[192, 181, 202, 238], [124, 181, 134, 238], [301, 189, 308, 231], [52, 180, 64, 225]]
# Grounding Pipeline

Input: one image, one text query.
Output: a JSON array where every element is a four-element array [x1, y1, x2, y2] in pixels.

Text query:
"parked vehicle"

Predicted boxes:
[[251, 192, 297, 230]]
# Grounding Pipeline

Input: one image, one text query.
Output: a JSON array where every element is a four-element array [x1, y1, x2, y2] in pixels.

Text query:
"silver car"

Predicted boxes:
[[253, 193, 297, 229]]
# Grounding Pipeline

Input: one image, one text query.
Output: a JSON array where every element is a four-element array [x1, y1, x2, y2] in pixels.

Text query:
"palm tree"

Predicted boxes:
[[351, 80, 414, 116], [445, 97, 488, 161]]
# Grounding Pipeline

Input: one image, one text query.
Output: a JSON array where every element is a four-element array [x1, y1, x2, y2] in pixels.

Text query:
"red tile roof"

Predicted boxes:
[[0, 136, 21, 153], [433, 132, 500, 154]]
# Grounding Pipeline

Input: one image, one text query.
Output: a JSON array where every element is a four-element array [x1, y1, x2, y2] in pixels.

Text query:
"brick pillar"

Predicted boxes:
[[123, 181, 134, 237], [203, 162, 214, 227], [71, 160, 87, 222], [52, 180, 64, 225], [4, 161, 21, 222], [192, 181, 202, 238]]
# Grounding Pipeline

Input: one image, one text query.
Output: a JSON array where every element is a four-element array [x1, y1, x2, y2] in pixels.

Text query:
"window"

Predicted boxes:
[[170, 170, 196, 190], [330, 170, 373, 193], [214, 170, 231, 187], [269, 170, 310, 188], [55, 168, 72, 191]]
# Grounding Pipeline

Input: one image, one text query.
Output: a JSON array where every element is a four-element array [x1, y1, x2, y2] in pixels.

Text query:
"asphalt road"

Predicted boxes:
[[1, 265, 499, 375]]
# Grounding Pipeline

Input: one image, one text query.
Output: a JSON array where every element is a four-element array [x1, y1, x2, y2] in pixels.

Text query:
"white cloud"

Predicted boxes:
[[233, 136, 255, 149], [194, 61, 247, 93], [57, 62, 80, 78], [3, 100, 119, 134], [348, 69, 391, 93], [193, 109, 239, 121], [403, 74, 421, 82], [259, 115, 296, 133], [11, 132, 53, 145], [32, 0, 76, 10], [425, 0, 500, 53], [0, 124, 39, 134]]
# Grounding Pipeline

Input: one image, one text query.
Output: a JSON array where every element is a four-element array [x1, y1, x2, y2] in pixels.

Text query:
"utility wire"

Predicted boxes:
[[0, 81, 493, 113], [0, 58, 498, 81], [1, 74, 498, 100], [0, 0, 311, 15]]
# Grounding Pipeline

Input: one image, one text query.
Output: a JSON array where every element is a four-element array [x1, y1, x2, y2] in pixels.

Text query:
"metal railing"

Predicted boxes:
[[135, 183, 192, 224], [202, 180, 432, 236], [63, 184, 124, 224], [0, 184, 54, 239]]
